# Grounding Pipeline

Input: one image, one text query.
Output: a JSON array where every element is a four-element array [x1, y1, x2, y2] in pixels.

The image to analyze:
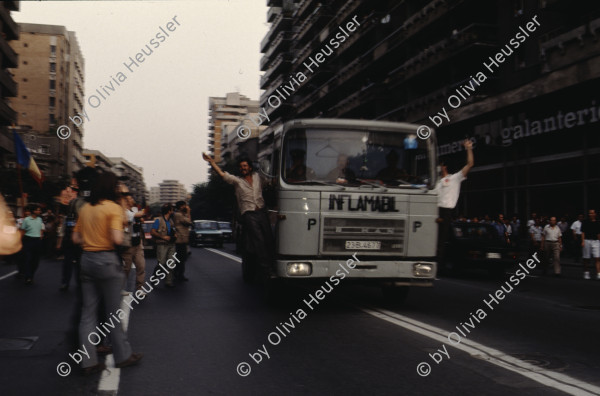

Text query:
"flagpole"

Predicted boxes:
[[16, 163, 24, 215]]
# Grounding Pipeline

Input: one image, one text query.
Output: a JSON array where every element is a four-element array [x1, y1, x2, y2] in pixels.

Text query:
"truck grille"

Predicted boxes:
[[321, 217, 405, 255]]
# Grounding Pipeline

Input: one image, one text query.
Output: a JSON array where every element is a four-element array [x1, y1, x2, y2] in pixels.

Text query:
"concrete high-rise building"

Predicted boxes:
[[8, 22, 85, 177], [221, 115, 266, 163], [259, 0, 600, 218], [158, 179, 187, 204], [109, 157, 148, 205], [0, 1, 20, 167], [207, 92, 259, 169], [82, 149, 113, 173], [149, 186, 160, 205]]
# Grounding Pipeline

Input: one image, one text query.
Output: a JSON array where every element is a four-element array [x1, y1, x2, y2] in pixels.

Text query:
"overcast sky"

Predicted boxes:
[[13, 0, 268, 191]]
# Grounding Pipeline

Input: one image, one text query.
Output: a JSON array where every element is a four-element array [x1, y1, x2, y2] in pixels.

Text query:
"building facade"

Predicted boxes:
[[149, 186, 160, 205], [158, 179, 187, 204], [109, 157, 148, 205], [0, 1, 20, 167], [207, 92, 260, 169], [8, 23, 85, 177], [259, 0, 600, 219], [82, 149, 113, 173]]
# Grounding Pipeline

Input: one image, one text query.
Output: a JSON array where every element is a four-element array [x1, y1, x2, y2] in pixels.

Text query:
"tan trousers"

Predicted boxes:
[[122, 243, 146, 290], [544, 241, 561, 275]]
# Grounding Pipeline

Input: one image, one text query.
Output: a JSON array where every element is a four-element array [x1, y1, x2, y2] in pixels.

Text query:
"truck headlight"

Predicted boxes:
[[413, 263, 433, 277], [286, 262, 312, 276]]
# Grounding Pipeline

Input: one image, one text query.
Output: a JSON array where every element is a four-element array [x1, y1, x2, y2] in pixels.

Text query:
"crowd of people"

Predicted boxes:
[[449, 211, 598, 279], [0, 166, 196, 375]]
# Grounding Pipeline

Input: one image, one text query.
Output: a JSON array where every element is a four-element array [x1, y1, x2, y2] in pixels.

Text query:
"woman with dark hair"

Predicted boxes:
[[72, 171, 142, 375]]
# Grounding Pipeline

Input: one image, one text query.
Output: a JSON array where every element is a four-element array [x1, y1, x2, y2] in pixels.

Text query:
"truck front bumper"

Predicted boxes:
[[274, 258, 436, 284]]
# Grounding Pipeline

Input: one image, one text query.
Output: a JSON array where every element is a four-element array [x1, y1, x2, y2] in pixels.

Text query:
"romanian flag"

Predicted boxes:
[[13, 130, 44, 186]]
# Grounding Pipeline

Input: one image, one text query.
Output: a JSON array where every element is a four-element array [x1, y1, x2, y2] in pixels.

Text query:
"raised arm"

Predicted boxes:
[[461, 139, 474, 177], [203, 152, 226, 179]]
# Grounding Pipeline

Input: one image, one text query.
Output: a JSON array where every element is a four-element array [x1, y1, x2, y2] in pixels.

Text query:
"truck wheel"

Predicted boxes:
[[381, 286, 409, 306], [241, 256, 256, 284]]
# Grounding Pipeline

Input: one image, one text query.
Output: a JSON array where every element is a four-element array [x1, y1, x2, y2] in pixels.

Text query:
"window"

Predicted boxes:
[[49, 114, 56, 124], [22, 78, 27, 82], [50, 80, 56, 89], [40, 145, 50, 154], [49, 97, 55, 106], [50, 45, 56, 55], [23, 61, 27, 65], [24, 43, 28, 48], [50, 63, 56, 72], [22, 95, 27, 99]]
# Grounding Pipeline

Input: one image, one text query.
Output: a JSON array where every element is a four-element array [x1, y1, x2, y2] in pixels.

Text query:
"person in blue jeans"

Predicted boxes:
[[72, 171, 142, 375]]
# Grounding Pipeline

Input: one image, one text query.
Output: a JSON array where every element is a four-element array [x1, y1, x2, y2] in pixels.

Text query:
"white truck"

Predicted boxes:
[[251, 119, 438, 303]]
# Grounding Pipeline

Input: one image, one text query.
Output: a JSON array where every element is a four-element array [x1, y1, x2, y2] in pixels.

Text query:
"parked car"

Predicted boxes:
[[441, 222, 519, 277], [218, 221, 233, 242], [189, 220, 223, 248], [142, 220, 156, 256]]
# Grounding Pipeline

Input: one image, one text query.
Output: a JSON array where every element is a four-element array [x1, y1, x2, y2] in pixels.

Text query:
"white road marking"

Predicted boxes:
[[0, 270, 17, 281], [358, 305, 600, 396], [97, 295, 133, 394], [205, 248, 242, 263], [201, 249, 600, 395]]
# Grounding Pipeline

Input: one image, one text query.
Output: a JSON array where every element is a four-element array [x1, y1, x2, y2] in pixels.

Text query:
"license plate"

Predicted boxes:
[[486, 252, 501, 259], [345, 241, 381, 250]]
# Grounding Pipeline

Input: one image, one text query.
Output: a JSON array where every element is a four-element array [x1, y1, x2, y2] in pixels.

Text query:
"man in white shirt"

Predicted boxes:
[[542, 216, 562, 276], [203, 153, 275, 282], [436, 139, 474, 263]]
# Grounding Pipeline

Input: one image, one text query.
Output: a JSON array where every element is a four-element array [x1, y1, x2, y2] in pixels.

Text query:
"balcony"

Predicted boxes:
[[0, 99, 16, 125], [260, 52, 292, 88], [332, 0, 360, 28], [0, 5, 19, 40], [260, 74, 285, 104], [295, 5, 331, 45], [0, 38, 18, 68], [540, 18, 600, 72], [0, 69, 16, 97], [270, 13, 292, 37], [387, 24, 497, 83], [295, 0, 317, 20], [267, 6, 281, 22], [261, 31, 293, 71]]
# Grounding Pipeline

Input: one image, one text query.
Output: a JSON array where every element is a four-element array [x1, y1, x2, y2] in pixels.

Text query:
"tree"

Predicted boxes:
[[189, 159, 237, 221]]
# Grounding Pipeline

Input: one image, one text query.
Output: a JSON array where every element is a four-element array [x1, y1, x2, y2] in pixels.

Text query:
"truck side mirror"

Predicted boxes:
[[258, 159, 275, 178]]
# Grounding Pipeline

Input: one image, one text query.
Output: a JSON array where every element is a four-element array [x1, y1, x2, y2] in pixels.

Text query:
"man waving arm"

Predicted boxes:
[[461, 139, 474, 177]]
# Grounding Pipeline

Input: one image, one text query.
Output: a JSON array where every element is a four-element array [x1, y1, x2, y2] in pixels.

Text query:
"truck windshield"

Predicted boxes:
[[282, 128, 431, 187]]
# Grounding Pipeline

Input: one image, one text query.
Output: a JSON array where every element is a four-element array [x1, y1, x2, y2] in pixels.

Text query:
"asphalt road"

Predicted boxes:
[[0, 244, 599, 396]]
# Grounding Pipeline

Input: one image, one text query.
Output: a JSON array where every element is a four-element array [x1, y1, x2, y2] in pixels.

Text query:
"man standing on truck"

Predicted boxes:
[[436, 139, 474, 264], [202, 153, 274, 281]]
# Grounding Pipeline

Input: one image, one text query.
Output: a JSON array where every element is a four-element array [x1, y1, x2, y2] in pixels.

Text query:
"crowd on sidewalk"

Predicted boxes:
[[451, 211, 598, 279]]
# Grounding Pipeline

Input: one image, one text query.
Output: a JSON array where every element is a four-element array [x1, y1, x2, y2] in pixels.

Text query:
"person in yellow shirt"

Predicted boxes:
[[72, 171, 142, 375]]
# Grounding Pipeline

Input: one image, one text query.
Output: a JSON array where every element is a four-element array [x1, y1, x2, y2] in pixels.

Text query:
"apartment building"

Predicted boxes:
[[207, 92, 260, 169], [259, 0, 600, 217], [0, 1, 19, 167], [9, 22, 85, 177]]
